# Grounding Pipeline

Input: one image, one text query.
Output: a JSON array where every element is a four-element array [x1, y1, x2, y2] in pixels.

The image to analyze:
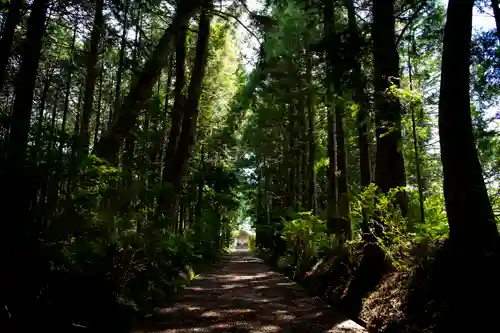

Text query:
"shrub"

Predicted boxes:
[[281, 211, 336, 269], [248, 234, 256, 252], [351, 184, 450, 270]]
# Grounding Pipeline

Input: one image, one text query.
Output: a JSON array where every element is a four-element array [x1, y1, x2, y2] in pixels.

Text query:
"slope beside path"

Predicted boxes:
[[135, 250, 366, 333]]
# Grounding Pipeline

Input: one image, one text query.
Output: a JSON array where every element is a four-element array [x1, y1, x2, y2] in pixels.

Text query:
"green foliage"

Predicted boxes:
[[351, 184, 449, 270], [41, 153, 232, 319], [248, 234, 256, 252], [350, 184, 414, 269], [281, 211, 336, 266]]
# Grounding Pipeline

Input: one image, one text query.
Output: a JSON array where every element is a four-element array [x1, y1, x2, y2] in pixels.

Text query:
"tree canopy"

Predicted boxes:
[[0, 0, 499, 331]]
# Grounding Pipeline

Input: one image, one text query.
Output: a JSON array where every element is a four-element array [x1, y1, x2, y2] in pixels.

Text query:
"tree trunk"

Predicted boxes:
[[111, 0, 130, 123], [80, 0, 104, 155], [287, 105, 297, 208], [324, 0, 338, 232], [344, 0, 372, 236], [162, 3, 212, 225], [94, 72, 103, 145], [154, 56, 173, 184], [0, 0, 48, 326], [39, 92, 60, 224], [341, 0, 404, 318], [306, 51, 317, 213], [94, 0, 203, 164], [491, 0, 500, 44], [195, 146, 205, 221], [35, 71, 52, 161], [325, 0, 351, 240], [407, 42, 425, 223], [67, 85, 83, 197], [0, 0, 23, 92], [56, 25, 77, 200], [158, 26, 188, 220], [300, 97, 309, 209], [372, 0, 406, 201], [439, 0, 499, 247], [122, 133, 135, 206], [441, 3, 500, 328], [146, 80, 163, 197], [2, 0, 47, 216], [159, 54, 174, 180], [335, 98, 351, 240]]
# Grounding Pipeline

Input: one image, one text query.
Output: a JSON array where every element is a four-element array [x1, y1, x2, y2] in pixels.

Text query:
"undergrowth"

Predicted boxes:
[[6, 155, 237, 331], [253, 185, 489, 332]]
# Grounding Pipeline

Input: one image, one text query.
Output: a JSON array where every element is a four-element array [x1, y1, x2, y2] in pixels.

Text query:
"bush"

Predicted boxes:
[[26, 155, 229, 330], [248, 234, 256, 252], [351, 184, 450, 270], [281, 211, 336, 271]]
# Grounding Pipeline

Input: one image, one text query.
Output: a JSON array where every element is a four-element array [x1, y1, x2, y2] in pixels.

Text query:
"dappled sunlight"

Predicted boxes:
[[186, 286, 210, 291], [254, 324, 281, 332], [327, 320, 367, 332], [157, 305, 205, 314], [222, 283, 246, 289], [201, 310, 220, 318], [253, 285, 270, 290], [276, 282, 295, 286], [225, 308, 255, 314], [136, 251, 365, 333]]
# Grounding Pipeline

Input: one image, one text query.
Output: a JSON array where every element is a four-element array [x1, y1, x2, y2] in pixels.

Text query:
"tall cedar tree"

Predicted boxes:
[[439, 0, 499, 248], [80, 0, 104, 154], [95, 0, 204, 163], [0, 0, 23, 91], [162, 3, 212, 225], [324, 0, 339, 232], [325, 0, 351, 240], [343, 0, 372, 235], [158, 25, 188, 222], [112, 0, 130, 122], [340, 0, 404, 318], [0, 0, 49, 326], [492, 0, 500, 43]]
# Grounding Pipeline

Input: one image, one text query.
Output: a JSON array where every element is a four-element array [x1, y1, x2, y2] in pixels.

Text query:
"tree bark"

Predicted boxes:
[[335, 98, 351, 240], [0, 0, 48, 326], [0, 0, 23, 92], [111, 0, 130, 123], [94, 0, 203, 164], [80, 0, 104, 155], [407, 41, 425, 222], [158, 26, 188, 220], [491, 0, 500, 44], [287, 105, 297, 208], [154, 55, 173, 178], [439, 0, 499, 247], [56, 24, 77, 200], [324, 0, 338, 232], [35, 71, 52, 161], [306, 51, 317, 213], [325, 0, 350, 239], [373, 0, 406, 199], [344, 0, 372, 236], [162, 3, 212, 224], [195, 146, 205, 221], [94, 72, 103, 145], [341, 0, 404, 318], [157, 54, 174, 184]]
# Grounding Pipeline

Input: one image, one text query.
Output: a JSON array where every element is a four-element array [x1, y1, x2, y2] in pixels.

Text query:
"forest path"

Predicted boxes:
[[135, 250, 365, 333]]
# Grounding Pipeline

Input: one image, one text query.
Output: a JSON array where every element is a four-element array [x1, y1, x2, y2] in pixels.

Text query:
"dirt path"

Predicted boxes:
[[135, 250, 366, 333]]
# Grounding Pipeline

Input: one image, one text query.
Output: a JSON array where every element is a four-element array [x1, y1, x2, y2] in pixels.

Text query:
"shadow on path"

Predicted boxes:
[[134, 250, 365, 333]]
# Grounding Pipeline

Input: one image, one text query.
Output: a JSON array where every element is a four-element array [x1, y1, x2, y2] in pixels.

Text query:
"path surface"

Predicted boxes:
[[135, 250, 366, 333]]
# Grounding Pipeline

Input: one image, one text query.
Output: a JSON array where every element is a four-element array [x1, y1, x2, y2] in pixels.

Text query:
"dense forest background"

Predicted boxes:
[[0, 0, 498, 331]]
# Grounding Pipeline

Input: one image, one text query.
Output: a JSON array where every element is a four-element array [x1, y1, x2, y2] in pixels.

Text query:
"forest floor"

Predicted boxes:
[[134, 250, 366, 333]]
